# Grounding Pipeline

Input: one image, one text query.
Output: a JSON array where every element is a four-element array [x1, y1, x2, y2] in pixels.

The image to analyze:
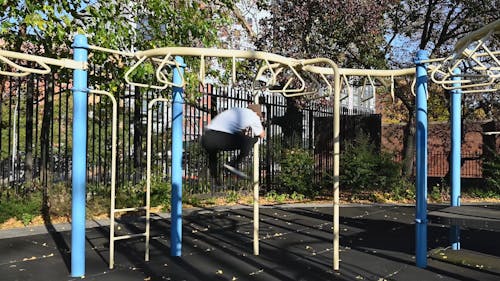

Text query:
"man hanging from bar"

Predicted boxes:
[[201, 104, 265, 188]]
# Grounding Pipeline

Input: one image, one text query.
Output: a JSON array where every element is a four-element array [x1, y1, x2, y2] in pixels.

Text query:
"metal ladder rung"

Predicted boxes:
[[113, 206, 147, 213], [113, 233, 147, 241]]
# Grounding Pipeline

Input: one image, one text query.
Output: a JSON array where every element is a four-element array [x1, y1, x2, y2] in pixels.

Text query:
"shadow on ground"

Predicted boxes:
[[0, 204, 499, 280]]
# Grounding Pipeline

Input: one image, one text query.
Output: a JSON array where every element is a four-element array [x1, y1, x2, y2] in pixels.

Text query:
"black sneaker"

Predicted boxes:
[[223, 164, 250, 179]]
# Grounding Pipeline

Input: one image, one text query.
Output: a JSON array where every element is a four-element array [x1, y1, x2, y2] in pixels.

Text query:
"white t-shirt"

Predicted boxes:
[[206, 107, 263, 137]]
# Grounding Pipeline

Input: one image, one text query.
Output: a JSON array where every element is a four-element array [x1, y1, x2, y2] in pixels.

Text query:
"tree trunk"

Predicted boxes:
[[271, 97, 303, 149], [402, 110, 416, 177], [133, 86, 143, 183], [40, 75, 54, 216], [25, 75, 34, 190]]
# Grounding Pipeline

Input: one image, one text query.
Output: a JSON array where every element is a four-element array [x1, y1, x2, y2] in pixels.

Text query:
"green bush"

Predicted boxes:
[[341, 135, 378, 190], [265, 190, 289, 203], [0, 193, 42, 224], [48, 182, 72, 218], [290, 191, 305, 201], [467, 188, 500, 199], [226, 190, 239, 203], [390, 179, 415, 201], [85, 174, 172, 216], [428, 178, 450, 202], [483, 150, 500, 192], [278, 147, 316, 196], [116, 178, 171, 211], [340, 133, 413, 199]]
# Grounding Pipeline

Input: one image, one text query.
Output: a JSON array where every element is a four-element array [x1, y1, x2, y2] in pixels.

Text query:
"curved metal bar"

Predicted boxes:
[[263, 59, 278, 85], [155, 54, 185, 88], [303, 64, 416, 77], [0, 54, 50, 75], [279, 63, 307, 95], [155, 53, 173, 88], [411, 77, 417, 97], [124, 56, 149, 88], [252, 60, 280, 92], [87, 46, 418, 96], [461, 88, 498, 94], [429, 60, 497, 92], [88, 44, 135, 57], [428, 37, 498, 94], [361, 75, 376, 102], [340, 74, 352, 101], [453, 19, 500, 55], [87, 89, 118, 269], [251, 60, 307, 95], [441, 77, 497, 90], [136, 47, 300, 66], [0, 68, 30, 77], [319, 72, 333, 97], [0, 49, 86, 74], [125, 55, 172, 89]]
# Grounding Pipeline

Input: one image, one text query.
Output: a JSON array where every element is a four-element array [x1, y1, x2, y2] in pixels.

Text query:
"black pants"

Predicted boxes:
[[201, 130, 258, 185]]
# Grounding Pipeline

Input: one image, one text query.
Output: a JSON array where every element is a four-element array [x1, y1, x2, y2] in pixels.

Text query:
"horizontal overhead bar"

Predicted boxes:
[[0, 49, 87, 70]]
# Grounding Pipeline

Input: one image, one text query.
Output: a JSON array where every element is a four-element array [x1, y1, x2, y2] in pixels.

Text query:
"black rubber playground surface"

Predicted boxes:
[[0, 203, 499, 280]]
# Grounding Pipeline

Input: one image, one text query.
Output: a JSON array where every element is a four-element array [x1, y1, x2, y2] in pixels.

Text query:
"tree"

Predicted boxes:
[[383, 0, 499, 176], [89, 1, 237, 181], [0, 0, 236, 212], [1, 1, 76, 212], [257, 0, 393, 68], [385, 0, 498, 66], [256, 0, 394, 148]]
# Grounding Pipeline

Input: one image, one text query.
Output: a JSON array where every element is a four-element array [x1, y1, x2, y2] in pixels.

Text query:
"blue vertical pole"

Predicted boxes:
[[171, 56, 185, 256], [450, 68, 461, 250], [415, 50, 428, 268], [71, 34, 88, 277]]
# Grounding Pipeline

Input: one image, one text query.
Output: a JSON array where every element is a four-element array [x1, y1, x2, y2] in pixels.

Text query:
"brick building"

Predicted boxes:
[[382, 120, 499, 178]]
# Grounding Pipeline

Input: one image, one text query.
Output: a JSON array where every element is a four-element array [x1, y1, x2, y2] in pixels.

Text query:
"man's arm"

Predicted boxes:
[[259, 130, 265, 139]]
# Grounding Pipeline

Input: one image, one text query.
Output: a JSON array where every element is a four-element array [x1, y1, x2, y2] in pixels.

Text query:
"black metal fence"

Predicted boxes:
[[428, 153, 483, 178], [392, 152, 483, 178], [0, 67, 381, 197]]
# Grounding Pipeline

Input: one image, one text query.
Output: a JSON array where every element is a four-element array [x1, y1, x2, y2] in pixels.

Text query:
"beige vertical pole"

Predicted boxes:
[[333, 70, 340, 271], [146, 98, 170, 261], [297, 58, 342, 271], [253, 94, 261, 255], [88, 90, 117, 270]]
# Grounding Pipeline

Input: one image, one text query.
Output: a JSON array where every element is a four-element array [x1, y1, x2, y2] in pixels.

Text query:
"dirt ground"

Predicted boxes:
[[1, 193, 499, 230]]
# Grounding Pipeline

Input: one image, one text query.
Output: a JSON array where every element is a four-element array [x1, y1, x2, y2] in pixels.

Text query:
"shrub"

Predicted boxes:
[[391, 179, 415, 201], [429, 178, 450, 202], [483, 150, 500, 192], [226, 190, 239, 203], [278, 147, 316, 196], [265, 190, 289, 203], [290, 191, 305, 201], [48, 182, 72, 218], [340, 134, 379, 190], [0, 193, 42, 224], [340, 133, 413, 199]]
